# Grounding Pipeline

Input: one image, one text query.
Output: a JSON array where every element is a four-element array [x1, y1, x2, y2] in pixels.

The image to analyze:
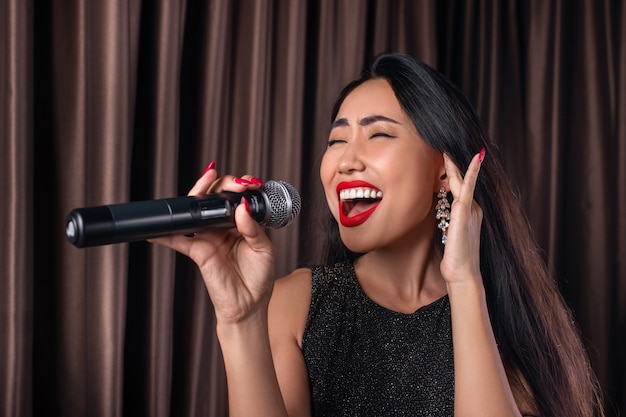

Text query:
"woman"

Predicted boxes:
[[154, 53, 604, 416]]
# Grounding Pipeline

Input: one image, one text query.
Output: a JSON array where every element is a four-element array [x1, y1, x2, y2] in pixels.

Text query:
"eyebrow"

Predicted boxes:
[[330, 115, 400, 130]]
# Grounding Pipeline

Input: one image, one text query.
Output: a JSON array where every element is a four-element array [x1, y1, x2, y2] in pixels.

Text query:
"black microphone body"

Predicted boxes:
[[66, 180, 300, 248]]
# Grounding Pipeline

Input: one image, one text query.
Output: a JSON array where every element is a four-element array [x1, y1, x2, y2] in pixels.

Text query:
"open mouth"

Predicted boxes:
[[340, 187, 383, 217], [336, 182, 383, 227]]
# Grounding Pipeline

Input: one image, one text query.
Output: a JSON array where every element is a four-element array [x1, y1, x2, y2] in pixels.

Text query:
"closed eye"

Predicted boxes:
[[370, 132, 395, 139], [327, 139, 346, 147]]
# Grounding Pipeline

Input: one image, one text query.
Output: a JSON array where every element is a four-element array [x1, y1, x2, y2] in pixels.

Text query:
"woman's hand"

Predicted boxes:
[[439, 149, 485, 286], [150, 162, 277, 325]]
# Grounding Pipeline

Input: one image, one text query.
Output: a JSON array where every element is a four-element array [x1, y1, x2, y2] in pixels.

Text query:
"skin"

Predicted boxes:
[[152, 79, 522, 417]]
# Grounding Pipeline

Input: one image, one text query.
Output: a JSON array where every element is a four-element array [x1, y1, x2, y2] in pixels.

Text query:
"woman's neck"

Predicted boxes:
[[353, 240, 447, 314]]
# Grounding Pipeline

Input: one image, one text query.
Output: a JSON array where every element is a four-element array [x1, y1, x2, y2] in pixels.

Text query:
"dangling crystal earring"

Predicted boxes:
[[436, 187, 450, 245]]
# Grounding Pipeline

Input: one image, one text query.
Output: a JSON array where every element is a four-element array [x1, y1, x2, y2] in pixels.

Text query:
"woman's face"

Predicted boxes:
[[320, 79, 445, 253]]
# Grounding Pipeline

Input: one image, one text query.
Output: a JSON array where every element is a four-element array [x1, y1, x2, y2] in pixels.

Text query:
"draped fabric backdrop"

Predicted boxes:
[[1, 0, 624, 416]]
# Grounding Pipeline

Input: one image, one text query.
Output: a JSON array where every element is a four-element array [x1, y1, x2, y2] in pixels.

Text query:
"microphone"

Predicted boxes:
[[65, 180, 301, 248]]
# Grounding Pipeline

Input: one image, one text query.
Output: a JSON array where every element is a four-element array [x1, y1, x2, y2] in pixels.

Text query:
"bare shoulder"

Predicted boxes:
[[268, 268, 313, 416], [268, 267, 312, 346]]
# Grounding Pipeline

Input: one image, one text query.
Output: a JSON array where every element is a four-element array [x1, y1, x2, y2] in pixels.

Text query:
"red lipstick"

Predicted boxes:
[[336, 181, 382, 227]]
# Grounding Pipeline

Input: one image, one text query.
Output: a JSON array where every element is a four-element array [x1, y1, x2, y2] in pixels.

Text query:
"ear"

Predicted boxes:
[[435, 153, 449, 193]]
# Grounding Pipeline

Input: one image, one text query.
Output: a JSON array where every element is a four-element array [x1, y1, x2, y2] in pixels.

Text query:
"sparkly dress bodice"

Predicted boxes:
[[301, 262, 455, 416]]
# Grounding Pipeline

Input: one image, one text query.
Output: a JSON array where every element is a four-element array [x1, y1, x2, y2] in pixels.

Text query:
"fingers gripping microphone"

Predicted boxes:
[[65, 180, 301, 248]]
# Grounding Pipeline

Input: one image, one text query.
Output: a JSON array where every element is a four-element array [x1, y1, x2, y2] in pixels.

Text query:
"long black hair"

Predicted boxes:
[[321, 53, 604, 417]]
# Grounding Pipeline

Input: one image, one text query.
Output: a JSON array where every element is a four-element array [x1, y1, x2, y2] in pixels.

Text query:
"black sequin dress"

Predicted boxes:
[[301, 262, 455, 416]]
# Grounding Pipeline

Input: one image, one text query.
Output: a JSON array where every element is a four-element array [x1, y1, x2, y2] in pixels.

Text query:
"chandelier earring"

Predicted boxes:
[[436, 187, 451, 245]]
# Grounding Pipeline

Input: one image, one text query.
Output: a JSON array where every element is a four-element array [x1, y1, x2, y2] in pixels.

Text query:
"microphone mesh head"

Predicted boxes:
[[262, 180, 301, 228]]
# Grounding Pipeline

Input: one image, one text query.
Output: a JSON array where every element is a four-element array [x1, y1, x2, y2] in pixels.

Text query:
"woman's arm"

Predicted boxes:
[[151, 166, 310, 417], [217, 311, 290, 417], [447, 279, 521, 417], [218, 268, 311, 417], [441, 151, 522, 417]]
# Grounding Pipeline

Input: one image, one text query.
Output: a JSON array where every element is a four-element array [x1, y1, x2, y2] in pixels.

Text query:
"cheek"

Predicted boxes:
[[319, 153, 336, 194], [319, 152, 331, 182], [319, 153, 339, 216]]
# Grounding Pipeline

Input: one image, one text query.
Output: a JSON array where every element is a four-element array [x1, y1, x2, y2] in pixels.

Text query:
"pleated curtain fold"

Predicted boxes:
[[1, 1, 624, 416]]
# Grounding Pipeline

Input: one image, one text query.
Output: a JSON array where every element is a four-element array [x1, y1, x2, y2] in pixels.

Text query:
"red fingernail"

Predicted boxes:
[[202, 161, 216, 176], [234, 177, 252, 185], [478, 148, 486, 163], [243, 197, 251, 215], [249, 177, 264, 186]]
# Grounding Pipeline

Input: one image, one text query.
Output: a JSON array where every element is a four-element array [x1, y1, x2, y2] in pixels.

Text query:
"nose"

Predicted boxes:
[[337, 141, 366, 174]]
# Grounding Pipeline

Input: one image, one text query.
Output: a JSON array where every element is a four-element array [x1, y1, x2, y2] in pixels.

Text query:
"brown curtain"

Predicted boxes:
[[1, 0, 624, 416]]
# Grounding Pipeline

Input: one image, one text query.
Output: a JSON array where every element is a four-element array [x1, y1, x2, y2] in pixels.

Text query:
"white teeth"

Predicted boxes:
[[340, 187, 383, 201]]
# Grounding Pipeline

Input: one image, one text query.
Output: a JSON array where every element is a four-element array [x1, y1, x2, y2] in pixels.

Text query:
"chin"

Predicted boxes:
[[339, 230, 376, 254]]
